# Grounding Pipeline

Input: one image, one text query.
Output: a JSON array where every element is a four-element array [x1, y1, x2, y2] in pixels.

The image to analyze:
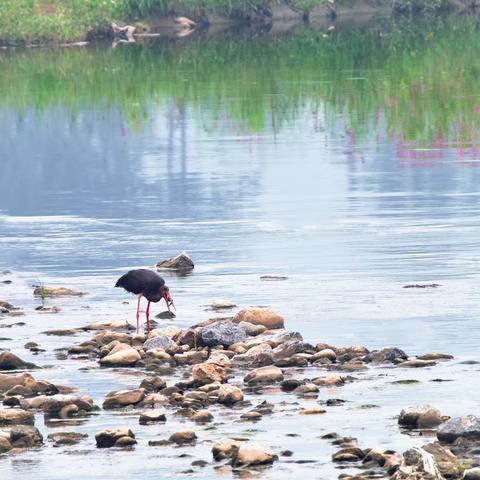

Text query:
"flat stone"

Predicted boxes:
[[99, 347, 140, 367], [299, 409, 326, 415], [211, 299, 237, 310], [312, 375, 345, 386], [47, 432, 88, 446], [397, 359, 436, 368], [85, 320, 131, 331], [33, 286, 84, 297], [416, 352, 453, 361]]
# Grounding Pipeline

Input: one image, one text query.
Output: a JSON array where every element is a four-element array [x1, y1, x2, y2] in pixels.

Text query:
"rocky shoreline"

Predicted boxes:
[[1, 276, 479, 479]]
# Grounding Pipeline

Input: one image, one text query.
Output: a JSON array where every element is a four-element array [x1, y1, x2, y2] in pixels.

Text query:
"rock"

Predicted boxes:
[[272, 341, 316, 362], [43, 394, 93, 416], [150, 326, 181, 338], [294, 383, 319, 395], [267, 331, 303, 347], [437, 416, 480, 443], [174, 350, 208, 365], [365, 347, 408, 364], [0, 352, 38, 370], [47, 432, 88, 446], [281, 379, 302, 391], [332, 447, 365, 462], [192, 410, 214, 423], [42, 328, 81, 336], [398, 359, 436, 368], [192, 363, 227, 386], [217, 385, 243, 405], [233, 308, 284, 329], [299, 409, 326, 415], [232, 343, 273, 367], [201, 321, 246, 347], [464, 468, 480, 480], [260, 275, 288, 281], [99, 347, 140, 367], [212, 438, 241, 460], [206, 351, 231, 367], [169, 430, 197, 445], [9, 425, 43, 447], [399, 405, 443, 429], [139, 410, 166, 424], [156, 252, 194, 271], [177, 329, 198, 348], [0, 373, 35, 392], [139, 376, 167, 392], [312, 375, 345, 387], [312, 348, 337, 362], [115, 435, 137, 447], [239, 322, 267, 336], [244, 366, 283, 385], [139, 393, 169, 407], [241, 411, 262, 421], [232, 443, 276, 466], [103, 389, 145, 409], [95, 428, 136, 448], [363, 448, 402, 468], [211, 299, 236, 310], [33, 286, 84, 297], [0, 436, 12, 453], [144, 335, 177, 352], [416, 352, 453, 361], [155, 310, 176, 319], [85, 319, 131, 331], [0, 409, 34, 425]]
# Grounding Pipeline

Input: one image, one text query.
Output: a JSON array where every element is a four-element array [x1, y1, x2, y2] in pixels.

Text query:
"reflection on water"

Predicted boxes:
[[1, 13, 480, 480]]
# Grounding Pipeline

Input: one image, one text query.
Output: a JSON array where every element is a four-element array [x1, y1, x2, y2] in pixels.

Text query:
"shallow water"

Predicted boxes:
[[1, 13, 480, 480]]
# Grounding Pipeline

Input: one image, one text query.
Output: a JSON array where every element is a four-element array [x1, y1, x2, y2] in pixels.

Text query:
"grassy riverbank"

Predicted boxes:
[[0, 0, 473, 46]]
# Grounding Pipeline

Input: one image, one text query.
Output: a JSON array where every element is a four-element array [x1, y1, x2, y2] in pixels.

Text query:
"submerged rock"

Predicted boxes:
[[33, 286, 84, 297], [211, 299, 237, 310], [9, 425, 43, 448], [139, 410, 166, 424], [47, 432, 88, 446], [156, 252, 194, 271], [201, 321, 246, 347], [437, 416, 480, 443], [192, 410, 213, 423], [233, 308, 284, 329], [95, 428, 136, 448], [399, 405, 443, 429], [212, 438, 241, 460]]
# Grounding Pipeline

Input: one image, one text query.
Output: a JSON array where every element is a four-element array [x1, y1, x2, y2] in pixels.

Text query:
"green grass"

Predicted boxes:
[[0, 0, 467, 45], [1, 13, 480, 144]]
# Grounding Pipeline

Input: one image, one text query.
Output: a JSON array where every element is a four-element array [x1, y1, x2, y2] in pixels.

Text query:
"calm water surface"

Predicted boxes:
[[1, 14, 480, 480]]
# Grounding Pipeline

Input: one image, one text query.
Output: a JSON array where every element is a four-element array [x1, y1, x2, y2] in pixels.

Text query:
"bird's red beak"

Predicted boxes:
[[163, 289, 175, 311]]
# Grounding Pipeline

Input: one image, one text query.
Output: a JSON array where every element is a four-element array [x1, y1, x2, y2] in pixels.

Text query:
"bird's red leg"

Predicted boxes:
[[136, 296, 141, 334], [146, 301, 151, 335]]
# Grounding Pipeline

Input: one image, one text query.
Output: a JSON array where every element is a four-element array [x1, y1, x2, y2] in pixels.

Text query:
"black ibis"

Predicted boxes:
[[115, 269, 175, 334]]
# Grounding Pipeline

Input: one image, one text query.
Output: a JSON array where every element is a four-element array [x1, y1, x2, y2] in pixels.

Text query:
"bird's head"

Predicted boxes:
[[162, 286, 175, 311]]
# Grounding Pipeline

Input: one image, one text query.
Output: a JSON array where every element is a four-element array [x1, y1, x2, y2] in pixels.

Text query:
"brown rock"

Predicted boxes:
[[9, 425, 43, 447], [244, 366, 283, 385], [233, 308, 284, 330], [33, 286, 84, 297], [232, 443, 276, 466], [47, 432, 88, 446], [139, 410, 166, 424], [192, 363, 227, 386], [0, 409, 34, 426], [156, 252, 194, 271], [416, 352, 453, 361], [0, 352, 38, 370], [397, 359, 436, 368], [312, 375, 345, 387], [192, 410, 214, 423], [103, 389, 145, 409], [169, 430, 197, 445], [399, 405, 443, 429], [217, 385, 243, 405], [139, 376, 167, 392], [99, 347, 141, 367], [332, 447, 364, 462], [95, 428, 135, 448], [212, 438, 241, 460], [0, 436, 12, 453]]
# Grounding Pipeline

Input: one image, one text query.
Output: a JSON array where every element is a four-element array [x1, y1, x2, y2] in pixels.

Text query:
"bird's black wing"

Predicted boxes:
[[115, 269, 164, 295]]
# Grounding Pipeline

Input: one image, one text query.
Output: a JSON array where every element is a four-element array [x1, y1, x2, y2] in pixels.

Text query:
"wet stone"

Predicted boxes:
[[95, 428, 136, 448], [9, 425, 43, 448], [47, 432, 88, 446], [0, 409, 35, 425], [139, 410, 167, 424], [399, 404, 443, 429], [169, 430, 197, 445], [0, 352, 38, 370], [437, 415, 480, 443]]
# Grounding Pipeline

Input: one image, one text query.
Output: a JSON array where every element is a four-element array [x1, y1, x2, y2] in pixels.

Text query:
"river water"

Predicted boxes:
[[1, 13, 480, 480]]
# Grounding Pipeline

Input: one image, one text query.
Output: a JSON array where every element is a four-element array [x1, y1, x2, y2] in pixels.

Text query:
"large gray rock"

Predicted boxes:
[[365, 347, 408, 364], [437, 416, 480, 443], [143, 335, 177, 352], [201, 321, 246, 347]]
